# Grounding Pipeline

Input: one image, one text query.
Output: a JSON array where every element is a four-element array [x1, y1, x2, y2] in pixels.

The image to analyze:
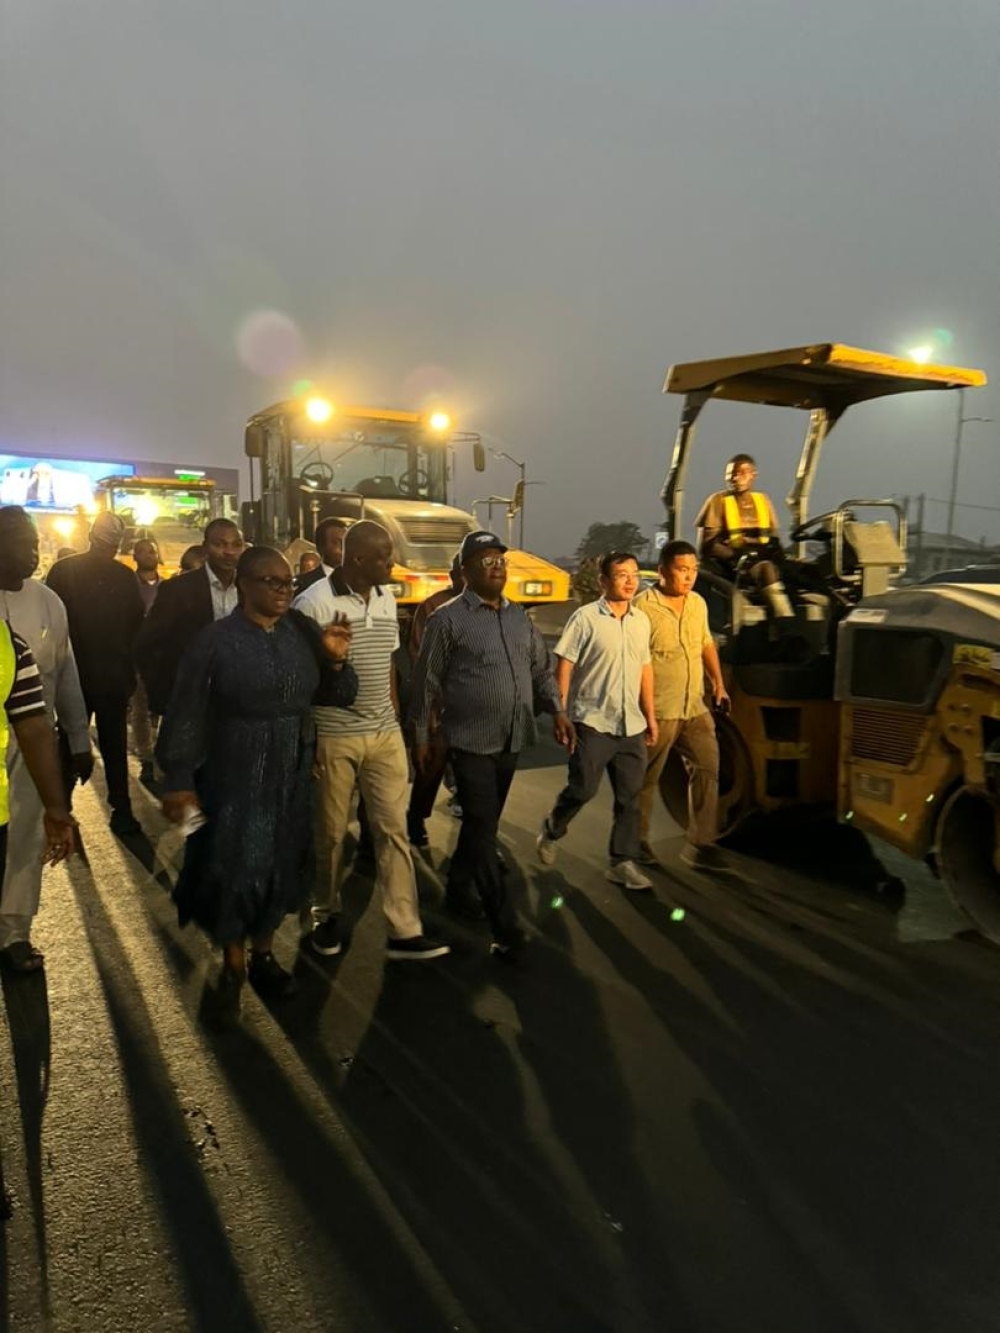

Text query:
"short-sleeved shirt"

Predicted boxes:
[[293, 573, 399, 737], [554, 597, 650, 737], [4, 628, 47, 723], [632, 587, 713, 721]]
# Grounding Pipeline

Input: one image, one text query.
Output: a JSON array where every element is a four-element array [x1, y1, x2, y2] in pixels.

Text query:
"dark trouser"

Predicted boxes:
[[84, 691, 132, 813], [546, 724, 646, 864], [407, 732, 448, 823], [448, 748, 519, 941]]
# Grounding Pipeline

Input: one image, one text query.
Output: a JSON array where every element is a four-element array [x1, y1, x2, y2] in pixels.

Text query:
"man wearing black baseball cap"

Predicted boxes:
[[409, 531, 574, 956]]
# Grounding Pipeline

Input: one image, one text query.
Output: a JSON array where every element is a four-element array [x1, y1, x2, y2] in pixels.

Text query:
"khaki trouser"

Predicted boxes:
[[639, 711, 719, 848], [129, 678, 158, 764], [312, 728, 423, 940], [0, 739, 45, 949]]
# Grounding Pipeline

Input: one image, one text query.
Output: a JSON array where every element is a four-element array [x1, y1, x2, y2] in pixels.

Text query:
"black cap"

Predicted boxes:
[[459, 530, 508, 564]]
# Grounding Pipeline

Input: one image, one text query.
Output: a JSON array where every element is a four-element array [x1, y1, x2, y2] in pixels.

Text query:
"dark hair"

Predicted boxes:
[[726, 453, 756, 472], [204, 517, 241, 543], [179, 545, 205, 571], [0, 505, 32, 530], [599, 550, 640, 579], [314, 516, 348, 541], [658, 540, 698, 568], [235, 545, 286, 585]]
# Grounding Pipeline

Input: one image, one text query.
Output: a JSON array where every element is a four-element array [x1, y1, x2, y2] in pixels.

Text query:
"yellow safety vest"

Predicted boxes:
[[0, 624, 17, 826], [722, 492, 772, 541]]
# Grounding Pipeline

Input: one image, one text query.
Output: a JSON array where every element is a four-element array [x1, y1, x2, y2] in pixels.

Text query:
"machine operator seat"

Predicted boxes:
[[355, 476, 401, 499]]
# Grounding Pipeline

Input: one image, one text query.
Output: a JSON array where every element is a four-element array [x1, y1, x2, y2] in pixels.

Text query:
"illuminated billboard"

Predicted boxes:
[[0, 455, 135, 511]]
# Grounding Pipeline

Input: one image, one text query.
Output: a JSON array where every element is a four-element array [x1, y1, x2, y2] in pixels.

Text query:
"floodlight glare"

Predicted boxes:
[[305, 397, 334, 424], [428, 411, 451, 432]]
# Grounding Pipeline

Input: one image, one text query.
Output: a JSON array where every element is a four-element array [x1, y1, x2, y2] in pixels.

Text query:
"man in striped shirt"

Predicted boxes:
[[0, 621, 77, 969], [293, 521, 449, 962], [410, 531, 574, 955]]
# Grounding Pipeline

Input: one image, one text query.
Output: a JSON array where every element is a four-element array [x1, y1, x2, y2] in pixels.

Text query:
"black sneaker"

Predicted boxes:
[[385, 935, 451, 961], [490, 927, 527, 961], [407, 816, 429, 848], [109, 809, 142, 836], [248, 951, 297, 999], [311, 916, 342, 956]]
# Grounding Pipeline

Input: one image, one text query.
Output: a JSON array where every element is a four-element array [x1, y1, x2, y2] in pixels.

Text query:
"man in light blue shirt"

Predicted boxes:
[[537, 551, 657, 891]]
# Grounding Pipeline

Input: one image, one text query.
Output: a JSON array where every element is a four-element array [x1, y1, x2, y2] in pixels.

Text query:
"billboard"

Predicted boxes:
[[0, 455, 135, 511]]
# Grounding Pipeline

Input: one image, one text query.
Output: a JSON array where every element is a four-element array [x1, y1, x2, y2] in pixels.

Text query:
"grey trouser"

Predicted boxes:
[[546, 724, 647, 864]]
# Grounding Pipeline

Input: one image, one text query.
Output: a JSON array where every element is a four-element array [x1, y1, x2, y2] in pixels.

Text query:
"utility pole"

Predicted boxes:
[[945, 388, 992, 567], [491, 450, 527, 547]]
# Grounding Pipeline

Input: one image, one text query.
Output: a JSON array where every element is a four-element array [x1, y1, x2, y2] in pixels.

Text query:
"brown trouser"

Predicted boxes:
[[638, 711, 719, 848]]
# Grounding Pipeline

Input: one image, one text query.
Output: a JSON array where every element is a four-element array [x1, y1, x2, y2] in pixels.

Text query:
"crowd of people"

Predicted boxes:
[[0, 455, 783, 1009]]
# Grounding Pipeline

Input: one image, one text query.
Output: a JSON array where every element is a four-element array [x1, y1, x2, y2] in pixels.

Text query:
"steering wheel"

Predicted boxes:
[[789, 511, 838, 545], [396, 467, 430, 497], [300, 461, 335, 489]]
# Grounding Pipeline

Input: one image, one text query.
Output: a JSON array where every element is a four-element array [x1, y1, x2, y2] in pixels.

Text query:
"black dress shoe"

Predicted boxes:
[[248, 951, 297, 999]]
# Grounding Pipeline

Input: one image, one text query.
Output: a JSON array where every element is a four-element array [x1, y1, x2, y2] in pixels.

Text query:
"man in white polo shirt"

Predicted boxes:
[[293, 520, 449, 962]]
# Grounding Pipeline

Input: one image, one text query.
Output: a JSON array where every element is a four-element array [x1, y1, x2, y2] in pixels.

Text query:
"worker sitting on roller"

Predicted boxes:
[[695, 453, 796, 629]]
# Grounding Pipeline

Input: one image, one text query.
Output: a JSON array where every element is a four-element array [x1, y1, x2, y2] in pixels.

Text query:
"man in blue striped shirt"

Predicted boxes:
[[410, 531, 575, 955]]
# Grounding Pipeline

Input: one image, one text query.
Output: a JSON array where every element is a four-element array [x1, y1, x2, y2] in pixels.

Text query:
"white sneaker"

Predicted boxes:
[[606, 860, 653, 891], [536, 823, 557, 866]]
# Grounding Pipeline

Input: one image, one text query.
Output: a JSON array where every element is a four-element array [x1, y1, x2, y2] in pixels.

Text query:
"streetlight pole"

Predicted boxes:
[[491, 450, 526, 546], [944, 388, 992, 567]]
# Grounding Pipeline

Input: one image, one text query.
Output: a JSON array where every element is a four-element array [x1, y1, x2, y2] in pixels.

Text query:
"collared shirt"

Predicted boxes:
[[554, 597, 650, 737], [2, 579, 91, 752], [409, 588, 562, 754], [136, 573, 162, 616], [293, 573, 399, 736], [632, 586, 713, 721], [205, 564, 238, 621]]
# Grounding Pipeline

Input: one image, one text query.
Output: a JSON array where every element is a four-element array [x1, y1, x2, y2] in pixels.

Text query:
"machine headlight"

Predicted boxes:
[[523, 581, 552, 597]]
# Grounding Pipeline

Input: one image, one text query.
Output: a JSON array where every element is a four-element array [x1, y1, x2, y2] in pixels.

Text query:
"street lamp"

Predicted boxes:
[[944, 387, 992, 566], [491, 449, 527, 546]]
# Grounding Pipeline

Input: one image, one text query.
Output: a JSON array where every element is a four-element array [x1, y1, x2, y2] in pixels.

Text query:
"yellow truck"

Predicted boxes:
[[242, 396, 569, 620], [100, 474, 238, 575], [657, 343, 1000, 939]]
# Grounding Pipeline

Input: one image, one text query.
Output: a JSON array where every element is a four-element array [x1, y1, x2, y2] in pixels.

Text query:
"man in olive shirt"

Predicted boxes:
[[633, 540, 729, 871]]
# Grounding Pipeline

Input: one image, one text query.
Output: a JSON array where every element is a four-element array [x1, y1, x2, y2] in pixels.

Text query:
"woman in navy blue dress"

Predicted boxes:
[[157, 546, 356, 1005]]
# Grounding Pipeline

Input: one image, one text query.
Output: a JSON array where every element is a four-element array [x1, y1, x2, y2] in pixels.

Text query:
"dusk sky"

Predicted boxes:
[[3, 0, 998, 558]]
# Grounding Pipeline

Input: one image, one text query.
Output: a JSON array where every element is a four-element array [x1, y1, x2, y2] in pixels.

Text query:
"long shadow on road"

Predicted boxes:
[[65, 862, 265, 1333], [567, 858, 1000, 1332]]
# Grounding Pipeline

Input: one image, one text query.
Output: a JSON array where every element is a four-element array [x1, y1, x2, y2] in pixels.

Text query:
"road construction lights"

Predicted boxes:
[[428, 412, 451, 433], [907, 345, 934, 365], [305, 397, 334, 424]]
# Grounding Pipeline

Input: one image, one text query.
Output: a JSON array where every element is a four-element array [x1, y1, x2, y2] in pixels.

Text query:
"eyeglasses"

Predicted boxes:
[[251, 576, 294, 592], [478, 555, 507, 569]]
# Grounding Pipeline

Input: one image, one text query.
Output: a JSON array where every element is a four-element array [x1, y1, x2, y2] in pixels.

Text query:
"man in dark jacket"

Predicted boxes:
[[295, 517, 347, 595], [137, 518, 244, 716], [46, 512, 145, 834]]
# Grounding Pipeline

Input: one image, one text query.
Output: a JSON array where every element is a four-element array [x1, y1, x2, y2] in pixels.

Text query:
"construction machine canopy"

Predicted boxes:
[[660, 343, 988, 543], [664, 344, 986, 411]]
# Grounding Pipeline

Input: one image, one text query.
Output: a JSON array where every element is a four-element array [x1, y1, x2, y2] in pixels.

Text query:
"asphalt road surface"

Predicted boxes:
[[2, 733, 999, 1333]]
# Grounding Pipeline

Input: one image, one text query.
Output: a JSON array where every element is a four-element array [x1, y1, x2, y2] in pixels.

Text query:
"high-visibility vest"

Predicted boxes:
[[722, 492, 773, 542], [0, 624, 18, 826]]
